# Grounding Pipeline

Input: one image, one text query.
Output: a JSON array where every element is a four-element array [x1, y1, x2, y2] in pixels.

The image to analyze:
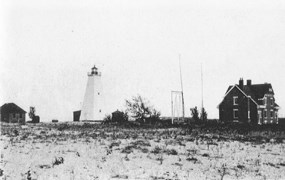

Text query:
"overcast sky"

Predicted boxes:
[[1, 0, 285, 122]]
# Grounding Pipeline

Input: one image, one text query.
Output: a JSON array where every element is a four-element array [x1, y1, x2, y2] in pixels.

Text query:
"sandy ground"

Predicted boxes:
[[1, 123, 285, 180]]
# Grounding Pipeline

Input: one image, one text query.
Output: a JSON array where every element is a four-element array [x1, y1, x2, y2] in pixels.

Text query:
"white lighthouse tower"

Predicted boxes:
[[80, 65, 104, 121]]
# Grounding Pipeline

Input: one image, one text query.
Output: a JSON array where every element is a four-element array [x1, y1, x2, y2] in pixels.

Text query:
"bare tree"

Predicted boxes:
[[125, 95, 160, 123], [29, 106, 36, 120]]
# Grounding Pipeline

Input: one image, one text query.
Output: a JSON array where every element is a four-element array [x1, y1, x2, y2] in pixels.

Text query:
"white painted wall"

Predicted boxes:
[[80, 69, 104, 121]]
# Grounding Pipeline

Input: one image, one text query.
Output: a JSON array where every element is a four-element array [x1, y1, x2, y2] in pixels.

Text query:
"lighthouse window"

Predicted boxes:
[[98, 92, 100, 95], [99, 109, 101, 113]]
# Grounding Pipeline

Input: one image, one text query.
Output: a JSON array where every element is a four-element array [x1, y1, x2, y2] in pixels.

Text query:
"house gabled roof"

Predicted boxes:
[[243, 83, 274, 104], [217, 85, 258, 108], [218, 81, 278, 108], [0, 103, 26, 114], [226, 85, 233, 93]]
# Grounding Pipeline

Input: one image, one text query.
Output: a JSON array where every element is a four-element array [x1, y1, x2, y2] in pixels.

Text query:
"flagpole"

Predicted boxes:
[[179, 54, 185, 121], [201, 63, 204, 121]]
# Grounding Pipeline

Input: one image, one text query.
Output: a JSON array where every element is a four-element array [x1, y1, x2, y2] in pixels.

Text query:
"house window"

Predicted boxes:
[[233, 96, 238, 105], [270, 111, 274, 119], [20, 114, 22, 118], [13, 113, 16, 118], [264, 110, 267, 118], [233, 109, 238, 119], [264, 98, 267, 105], [258, 110, 262, 124], [271, 98, 274, 106]]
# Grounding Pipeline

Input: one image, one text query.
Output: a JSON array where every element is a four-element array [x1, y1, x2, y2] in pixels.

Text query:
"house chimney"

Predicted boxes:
[[239, 78, 244, 89], [247, 79, 252, 86]]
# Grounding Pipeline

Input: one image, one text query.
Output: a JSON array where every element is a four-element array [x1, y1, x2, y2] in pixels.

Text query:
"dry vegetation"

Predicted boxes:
[[1, 122, 285, 180]]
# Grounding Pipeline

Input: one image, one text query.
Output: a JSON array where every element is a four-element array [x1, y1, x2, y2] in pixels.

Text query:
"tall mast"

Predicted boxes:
[[201, 63, 204, 121], [171, 92, 174, 124], [179, 54, 185, 121]]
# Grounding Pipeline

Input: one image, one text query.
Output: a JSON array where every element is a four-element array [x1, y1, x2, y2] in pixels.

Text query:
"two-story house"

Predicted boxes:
[[218, 79, 279, 124]]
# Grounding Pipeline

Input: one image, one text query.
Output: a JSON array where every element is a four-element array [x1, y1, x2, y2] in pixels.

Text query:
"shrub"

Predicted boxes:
[[109, 141, 121, 149], [13, 129, 19, 136], [151, 146, 162, 154], [164, 148, 178, 155], [186, 157, 198, 163], [190, 106, 199, 122], [202, 153, 209, 157], [103, 115, 112, 124], [121, 145, 134, 154], [52, 157, 64, 166], [141, 148, 149, 153], [200, 107, 208, 121], [130, 140, 151, 147], [156, 154, 164, 165]]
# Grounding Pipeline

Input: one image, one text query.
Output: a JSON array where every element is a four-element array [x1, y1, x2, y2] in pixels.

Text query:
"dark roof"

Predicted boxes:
[[225, 83, 276, 106], [244, 84, 274, 105], [226, 86, 233, 93], [244, 83, 273, 98], [112, 110, 124, 114], [0, 103, 26, 113]]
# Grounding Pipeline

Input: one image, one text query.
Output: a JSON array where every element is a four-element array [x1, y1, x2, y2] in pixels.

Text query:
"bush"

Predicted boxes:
[[151, 146, 162, 154], [141, 148, 149, 153], [125, 95, 161, 124], [109, 141, 121, 149], [130, 140, 151, 147], [164, 148, 178, 155], [52, 157, 64, 166], [121, 145, 134, 154], [57, 124, 70, 131], [190, 106, 199, 122], [103, 114, 112, 124]]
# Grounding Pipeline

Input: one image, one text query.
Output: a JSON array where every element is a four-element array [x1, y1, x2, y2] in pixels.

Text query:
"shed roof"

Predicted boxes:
[[0, 103, 26, 113]]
